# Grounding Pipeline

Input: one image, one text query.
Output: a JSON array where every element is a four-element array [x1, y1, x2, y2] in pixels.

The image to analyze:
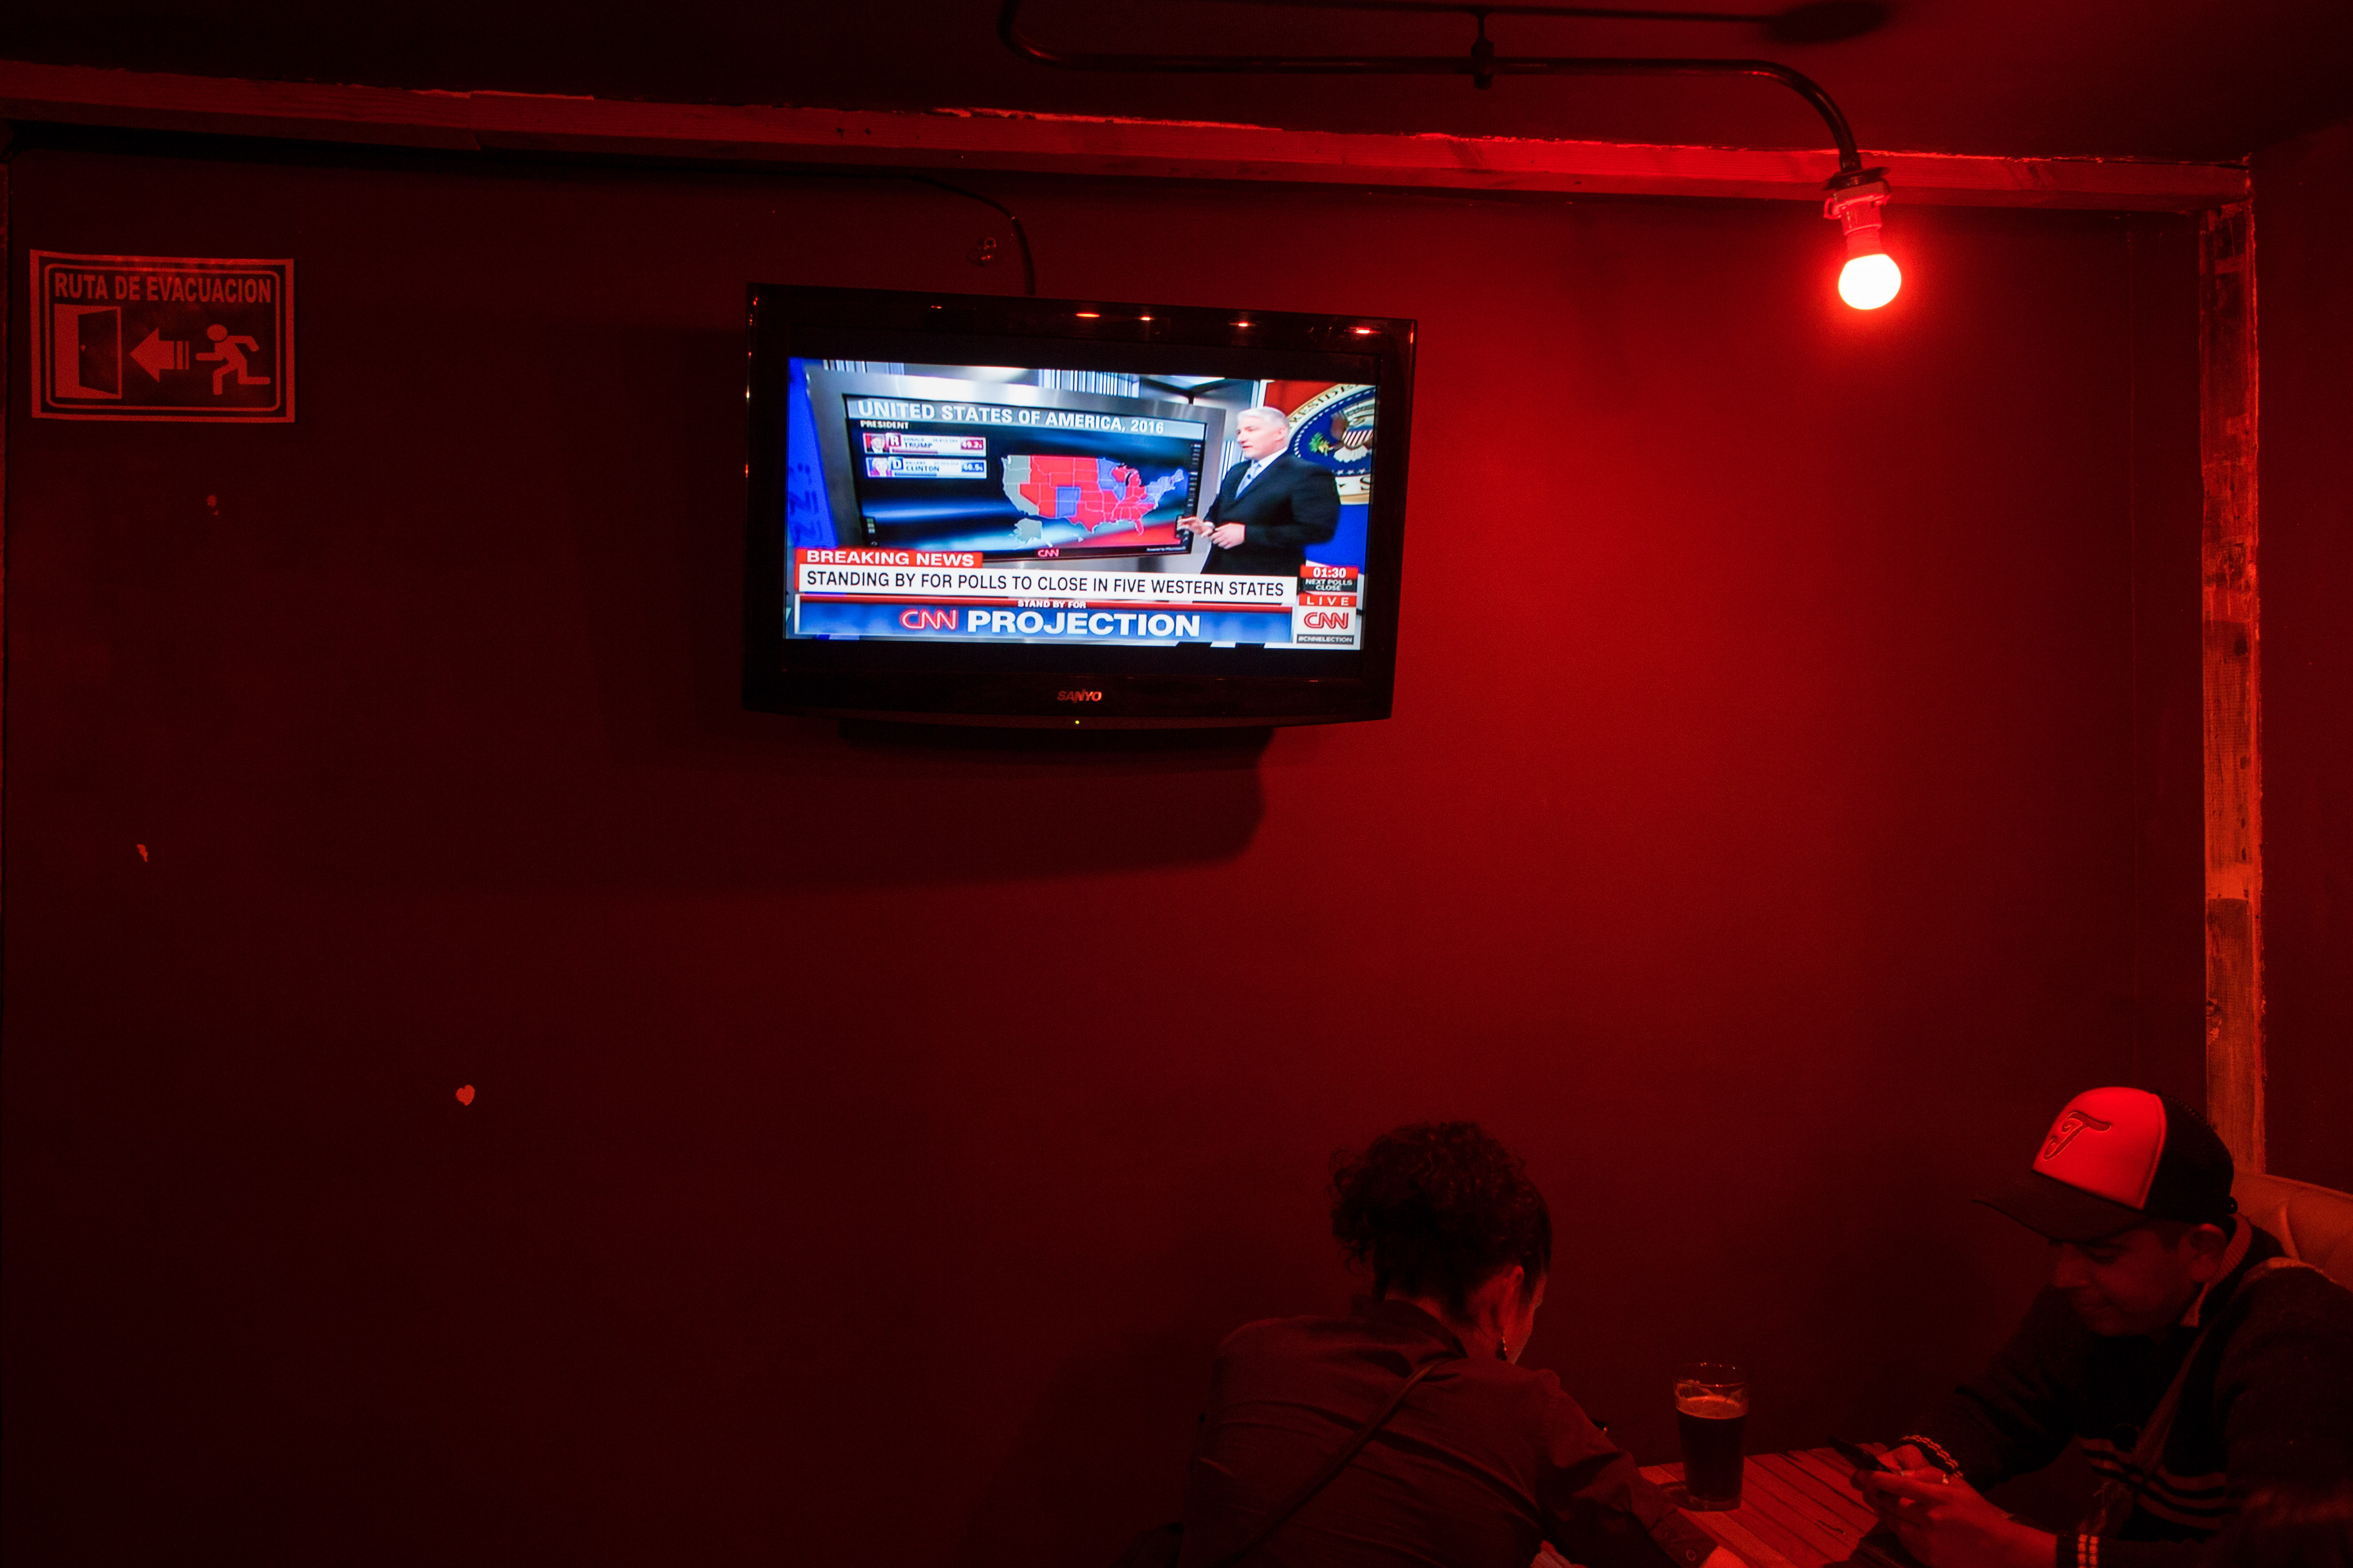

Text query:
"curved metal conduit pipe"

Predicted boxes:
[[998, 0, 1876, 182]]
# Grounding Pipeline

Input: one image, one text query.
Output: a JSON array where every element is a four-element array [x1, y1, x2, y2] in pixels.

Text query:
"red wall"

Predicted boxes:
[[3, 144, 2202, 1564], [2252, 119, 2353, 1193]]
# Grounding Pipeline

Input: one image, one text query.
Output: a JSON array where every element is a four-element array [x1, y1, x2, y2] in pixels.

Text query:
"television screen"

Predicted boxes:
[[801, 363, 1209, 560], [746, 287, 1412, 727]]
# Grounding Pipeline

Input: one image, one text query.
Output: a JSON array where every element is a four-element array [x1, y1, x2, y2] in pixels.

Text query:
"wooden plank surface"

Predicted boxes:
[[0, 58, 2250, 212], [1711, 1485, 1832, 1567], [1642, 1447, 1915, 1568], [1743, 1456, 1876, 1552], [1691, 1506, 1808, 1568], [2196, 201, 2265, 1173], [1776, 1447, 1889, 1521]]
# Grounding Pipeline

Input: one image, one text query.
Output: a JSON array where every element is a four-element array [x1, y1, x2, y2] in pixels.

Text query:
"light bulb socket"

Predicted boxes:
[[1826, 178, 1892, 273], [1826, 183, 1889, 222], [1823, 165, 1891, 198]]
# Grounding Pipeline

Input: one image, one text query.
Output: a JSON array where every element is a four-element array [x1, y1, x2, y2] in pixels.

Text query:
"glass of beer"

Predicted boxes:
[[1674, 1363, 1749, 1510]]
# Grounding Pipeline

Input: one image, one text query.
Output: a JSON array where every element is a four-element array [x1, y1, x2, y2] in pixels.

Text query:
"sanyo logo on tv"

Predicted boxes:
[[1056, 689, 1104, 703]]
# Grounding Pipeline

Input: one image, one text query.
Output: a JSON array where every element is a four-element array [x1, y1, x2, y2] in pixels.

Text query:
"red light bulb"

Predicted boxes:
[[1825, 174, 1901, 311], [1839, 251, 1902, 309]]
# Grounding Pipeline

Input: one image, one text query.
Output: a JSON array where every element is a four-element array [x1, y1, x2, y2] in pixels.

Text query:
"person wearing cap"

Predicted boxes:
[[1859, 1088, 2353, 1568]]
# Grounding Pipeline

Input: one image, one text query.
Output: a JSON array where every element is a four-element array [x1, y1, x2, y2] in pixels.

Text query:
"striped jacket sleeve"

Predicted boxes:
[[1912, 1287, 2083, 1486]]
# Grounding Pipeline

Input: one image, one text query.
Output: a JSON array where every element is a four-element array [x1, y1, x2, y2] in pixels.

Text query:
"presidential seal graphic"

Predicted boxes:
[[1289, 383, 1377, 501]]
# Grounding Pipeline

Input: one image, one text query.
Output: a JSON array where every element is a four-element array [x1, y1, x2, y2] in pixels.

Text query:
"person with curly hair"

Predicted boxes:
[[1173, 1121, 1739, 1568]]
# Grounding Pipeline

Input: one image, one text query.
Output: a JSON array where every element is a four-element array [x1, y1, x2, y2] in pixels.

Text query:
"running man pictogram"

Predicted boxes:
[[195, 323, 271, 394]]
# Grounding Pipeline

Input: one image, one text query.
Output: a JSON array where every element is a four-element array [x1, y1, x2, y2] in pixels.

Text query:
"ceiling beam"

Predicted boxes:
[[0, 58, 2248, 211]]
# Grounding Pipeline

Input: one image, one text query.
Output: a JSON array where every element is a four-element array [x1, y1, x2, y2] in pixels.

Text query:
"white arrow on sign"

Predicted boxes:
[[130, 329, 191, 381]]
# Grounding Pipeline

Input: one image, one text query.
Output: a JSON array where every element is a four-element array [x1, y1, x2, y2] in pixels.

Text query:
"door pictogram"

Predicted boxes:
[[51, 304, 123, 398]]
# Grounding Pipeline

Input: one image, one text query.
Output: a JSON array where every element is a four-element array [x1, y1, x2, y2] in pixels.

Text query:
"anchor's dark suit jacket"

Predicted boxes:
[[1201, 453, 1341, 576]]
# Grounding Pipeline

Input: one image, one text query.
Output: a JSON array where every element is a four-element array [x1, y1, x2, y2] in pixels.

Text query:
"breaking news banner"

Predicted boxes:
[[789, 548, 1363, 650]]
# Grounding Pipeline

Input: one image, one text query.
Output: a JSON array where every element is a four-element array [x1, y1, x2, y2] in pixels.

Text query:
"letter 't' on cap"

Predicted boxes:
[[1977, 1087, 2237, 1241]]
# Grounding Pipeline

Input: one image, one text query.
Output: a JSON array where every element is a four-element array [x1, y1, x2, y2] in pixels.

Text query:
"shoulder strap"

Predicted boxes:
[[2079, 1255, 2321, 1534], [1209, 1355, 1453, 1568]]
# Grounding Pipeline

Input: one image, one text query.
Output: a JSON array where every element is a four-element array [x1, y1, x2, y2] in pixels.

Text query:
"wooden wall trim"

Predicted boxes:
[[2199, 201, 2264, 1171], [0, 58, 2249, 211], [1, 150, 8, 933]]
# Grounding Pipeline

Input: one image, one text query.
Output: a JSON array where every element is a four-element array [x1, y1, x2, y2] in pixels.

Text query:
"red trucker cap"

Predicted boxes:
[[1978, 1088, 2238, 1242]]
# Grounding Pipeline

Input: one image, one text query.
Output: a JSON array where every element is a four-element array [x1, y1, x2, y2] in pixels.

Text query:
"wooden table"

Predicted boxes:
[[1633, 1448, 1919, 1568]]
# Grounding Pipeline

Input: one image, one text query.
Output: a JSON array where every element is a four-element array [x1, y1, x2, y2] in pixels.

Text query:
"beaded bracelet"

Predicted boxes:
[[1898, 1434, 1964, 1476]]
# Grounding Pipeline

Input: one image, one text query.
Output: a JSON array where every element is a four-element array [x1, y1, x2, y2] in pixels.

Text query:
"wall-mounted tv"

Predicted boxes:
[[745, 286, 1414, 728]]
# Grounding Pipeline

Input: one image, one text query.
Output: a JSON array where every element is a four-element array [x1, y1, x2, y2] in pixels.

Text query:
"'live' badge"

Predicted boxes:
[[30, 251, 294, 423]]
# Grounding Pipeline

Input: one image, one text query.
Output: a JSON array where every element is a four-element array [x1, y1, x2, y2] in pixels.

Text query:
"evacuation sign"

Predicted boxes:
[[30, 251, 294, 422]]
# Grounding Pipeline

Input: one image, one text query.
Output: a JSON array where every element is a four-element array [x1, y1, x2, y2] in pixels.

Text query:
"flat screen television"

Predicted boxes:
[[744, 285, 1414, 727]]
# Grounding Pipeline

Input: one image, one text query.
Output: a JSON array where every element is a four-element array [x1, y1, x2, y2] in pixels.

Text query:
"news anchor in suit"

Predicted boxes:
[[1182, 406, 1340, 575]]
